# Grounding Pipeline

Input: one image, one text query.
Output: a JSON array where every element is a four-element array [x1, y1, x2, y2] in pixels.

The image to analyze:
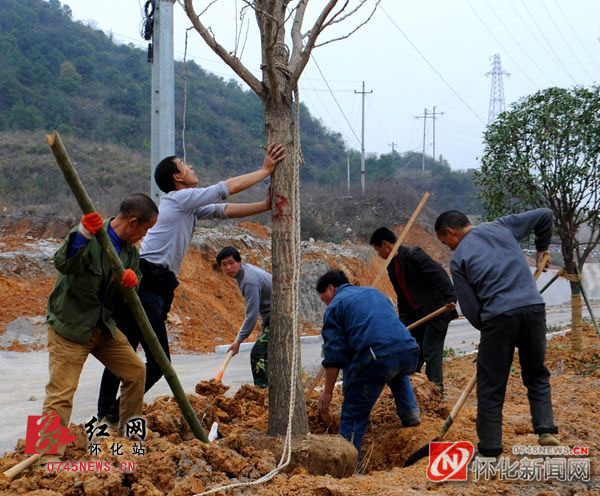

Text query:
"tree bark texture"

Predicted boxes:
[[266, 97, 309, 436]]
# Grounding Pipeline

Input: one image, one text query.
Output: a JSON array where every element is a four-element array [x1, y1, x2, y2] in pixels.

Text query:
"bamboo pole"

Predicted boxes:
[[372, 192, 431, 288], [46, 131, 208, 443]]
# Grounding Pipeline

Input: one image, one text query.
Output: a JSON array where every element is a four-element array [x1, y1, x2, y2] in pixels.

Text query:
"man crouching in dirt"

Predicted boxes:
[[41, 194, 158, 465], [435, 208, 559, 459], [97, 144, 285, 425], [316, 270, 420, 457], [217, 246, 271, 388]]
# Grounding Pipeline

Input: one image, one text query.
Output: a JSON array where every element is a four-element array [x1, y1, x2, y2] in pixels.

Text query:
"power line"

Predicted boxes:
[[539, 0, 596, 82], [310, 54, 362, 146], [464, 0, 539, 90], [379, 5, 486, 125], [482, 0, 555, 86], [517, 0, 577, 83], [552, 0, 600, 72]]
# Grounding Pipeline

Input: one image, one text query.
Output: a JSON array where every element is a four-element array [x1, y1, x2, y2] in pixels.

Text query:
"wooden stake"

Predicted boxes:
[[46, 131, 208, 443]]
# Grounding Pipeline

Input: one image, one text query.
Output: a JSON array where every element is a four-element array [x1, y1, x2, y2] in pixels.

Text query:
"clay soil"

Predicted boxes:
[[1, 326, 598, 495], [0, 221, 446, 352]]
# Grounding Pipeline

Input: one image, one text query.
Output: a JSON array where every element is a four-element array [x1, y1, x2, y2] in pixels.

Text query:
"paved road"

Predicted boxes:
[[0, 341, 323, 455], [0, 303, 596, 455]]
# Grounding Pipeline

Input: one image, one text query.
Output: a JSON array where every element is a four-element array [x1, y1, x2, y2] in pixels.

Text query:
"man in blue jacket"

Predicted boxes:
[[435, 208, 559, 458], [316, 270, 420, 455]]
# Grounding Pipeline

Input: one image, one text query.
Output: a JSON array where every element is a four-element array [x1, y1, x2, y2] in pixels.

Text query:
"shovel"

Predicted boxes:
[[215, 350, 234, 382], [403, 253, 553, 467]]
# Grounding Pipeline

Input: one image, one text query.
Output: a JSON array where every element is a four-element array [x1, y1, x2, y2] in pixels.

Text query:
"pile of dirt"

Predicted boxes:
[[0, 219, 449, 353], [1, 326, 599, 494]]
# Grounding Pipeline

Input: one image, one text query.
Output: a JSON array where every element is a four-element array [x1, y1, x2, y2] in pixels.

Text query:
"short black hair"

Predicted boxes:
[[370, 227, 397, 247], [119, 193, 158, 224], [434, 210, 471, 233], [316, 270, 349, 293], [154, 155, 178, 193], [216, 246, 242, 265]]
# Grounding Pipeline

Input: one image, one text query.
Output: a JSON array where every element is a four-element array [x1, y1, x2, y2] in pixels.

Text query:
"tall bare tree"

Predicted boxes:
[[182, 0, 380, 435]]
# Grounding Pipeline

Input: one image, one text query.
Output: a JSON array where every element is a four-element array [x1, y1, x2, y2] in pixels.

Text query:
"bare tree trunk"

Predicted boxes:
[[266, 98, 309, 436]]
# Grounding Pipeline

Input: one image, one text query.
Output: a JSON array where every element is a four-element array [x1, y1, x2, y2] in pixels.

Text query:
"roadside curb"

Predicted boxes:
[[215, 334, 323, 354]]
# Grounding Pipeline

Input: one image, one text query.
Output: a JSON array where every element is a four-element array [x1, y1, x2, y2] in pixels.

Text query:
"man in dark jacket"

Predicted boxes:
[[435, 208, 559, 457], [370, 227, 457, 393], [316, 270, 420, 456]]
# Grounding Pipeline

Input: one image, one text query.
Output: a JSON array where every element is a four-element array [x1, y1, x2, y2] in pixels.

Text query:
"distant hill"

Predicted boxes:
[[0, 0, 346, 182]]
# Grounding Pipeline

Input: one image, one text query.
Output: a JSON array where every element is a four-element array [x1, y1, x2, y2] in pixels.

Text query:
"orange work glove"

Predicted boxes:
[[80, 212, 104, 237], [121, 269, 138, 288]]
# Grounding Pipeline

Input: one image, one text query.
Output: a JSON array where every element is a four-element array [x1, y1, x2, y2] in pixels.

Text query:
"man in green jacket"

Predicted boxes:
[[41, 193, 157, 462]]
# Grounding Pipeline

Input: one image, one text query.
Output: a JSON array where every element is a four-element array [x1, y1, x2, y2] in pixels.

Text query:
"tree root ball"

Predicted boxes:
[[237, 432, 357, 479]]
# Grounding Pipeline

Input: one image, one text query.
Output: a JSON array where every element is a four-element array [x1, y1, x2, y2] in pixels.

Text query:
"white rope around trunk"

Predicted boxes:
[[193, 89, 303, 495]]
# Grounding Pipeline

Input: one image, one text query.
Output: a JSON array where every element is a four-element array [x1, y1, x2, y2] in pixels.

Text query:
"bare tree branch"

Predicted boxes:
[[315, 0, 380, 48], [176, 0, 220, 17], [325, 0, 366, 27], [183, 0, 264, 97], [290, 0, 309, 68], [290, 0, 339, 87]]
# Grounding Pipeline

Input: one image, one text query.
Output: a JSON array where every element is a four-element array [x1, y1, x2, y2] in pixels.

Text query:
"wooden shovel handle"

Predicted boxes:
[[3, 453, 41, 480], [406, 305, 453, 330], [305, 366, 325, 401], [215, 350, 234, 382]]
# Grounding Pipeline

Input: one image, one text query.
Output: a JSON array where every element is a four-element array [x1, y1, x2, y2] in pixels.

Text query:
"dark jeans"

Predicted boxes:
[[340, 348, 419, 455], [97, 262, 176, 421], [410, 319, 448, 387], [477, 304, 558, 457], [250, 323, 269, 388]]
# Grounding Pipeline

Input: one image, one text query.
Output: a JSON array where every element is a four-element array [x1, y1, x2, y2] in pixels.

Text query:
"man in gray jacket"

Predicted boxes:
[[435, 208, 559, 458], [97, 144, 284, 421], [217, 246, 271, 388]]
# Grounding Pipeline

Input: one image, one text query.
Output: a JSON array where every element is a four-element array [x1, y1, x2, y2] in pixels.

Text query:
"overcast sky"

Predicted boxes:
[[63, 0, 600, 171]]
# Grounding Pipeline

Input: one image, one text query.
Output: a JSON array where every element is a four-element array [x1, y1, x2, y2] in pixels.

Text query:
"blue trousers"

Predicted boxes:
[[340, 348, 419, 454]]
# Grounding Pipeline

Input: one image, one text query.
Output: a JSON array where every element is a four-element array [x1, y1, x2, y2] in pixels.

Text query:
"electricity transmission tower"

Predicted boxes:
[[485, 54, 510, 126]]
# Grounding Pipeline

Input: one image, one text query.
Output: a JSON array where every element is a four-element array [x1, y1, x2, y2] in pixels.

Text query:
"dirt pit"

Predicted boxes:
[[1, 329, 599, 495]]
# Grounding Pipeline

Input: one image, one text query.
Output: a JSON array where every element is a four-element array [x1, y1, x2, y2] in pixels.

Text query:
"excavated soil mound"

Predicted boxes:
[[2, 328, 600, 495]]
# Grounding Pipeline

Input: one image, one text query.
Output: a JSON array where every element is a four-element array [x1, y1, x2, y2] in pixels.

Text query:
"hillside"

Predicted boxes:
[[0, 0, 346, 181]]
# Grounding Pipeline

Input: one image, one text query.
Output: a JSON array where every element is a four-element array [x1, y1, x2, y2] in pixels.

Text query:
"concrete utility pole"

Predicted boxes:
[[150, 0, 176, 204], [355, 82, 372, 194], [389, 141, 397, 154], [346, 152, 350, 193], [414, 107, 442, 171], [431, 106, 444, 162]]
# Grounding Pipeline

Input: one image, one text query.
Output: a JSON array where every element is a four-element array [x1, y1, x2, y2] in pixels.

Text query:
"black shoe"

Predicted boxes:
[[401, 412, 421, 427]]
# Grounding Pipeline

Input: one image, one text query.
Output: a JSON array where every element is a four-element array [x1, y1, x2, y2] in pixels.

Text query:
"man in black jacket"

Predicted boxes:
[[370, 227, 458, 394]]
